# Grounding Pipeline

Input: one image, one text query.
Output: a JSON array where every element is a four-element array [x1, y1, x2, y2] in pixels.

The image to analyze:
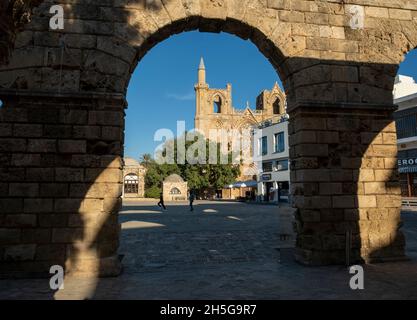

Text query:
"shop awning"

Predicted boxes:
[[225, 180, 257, 189]]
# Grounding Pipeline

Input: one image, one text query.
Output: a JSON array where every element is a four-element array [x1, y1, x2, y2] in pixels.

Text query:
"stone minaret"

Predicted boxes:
[[195, 57, 209, 132], [198, 57, 206, 85]]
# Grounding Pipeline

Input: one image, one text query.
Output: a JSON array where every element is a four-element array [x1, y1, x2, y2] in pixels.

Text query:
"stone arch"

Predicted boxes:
[[1, 2, 416, 99], [395, 47, 417, 200], [0, 9, 292, 99], [0, 0, 416, 279], [235, 117, 257, 130], [127, 14, 289, 95]]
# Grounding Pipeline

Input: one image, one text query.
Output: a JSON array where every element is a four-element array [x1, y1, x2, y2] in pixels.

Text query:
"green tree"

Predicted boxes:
[[143, 133, 240, 198], [145, 185, 162, 199], [140, 153, 153, 168]]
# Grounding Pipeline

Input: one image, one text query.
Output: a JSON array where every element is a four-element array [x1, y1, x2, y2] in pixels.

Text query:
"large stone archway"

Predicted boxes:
[[0, 0, 416, 277]]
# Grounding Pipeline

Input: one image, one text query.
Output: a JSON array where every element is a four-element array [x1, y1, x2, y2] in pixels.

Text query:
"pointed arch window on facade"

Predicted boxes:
[[213, 95, 222, 114], [170, 187, 182, 195], [273, 97, 281, 115]]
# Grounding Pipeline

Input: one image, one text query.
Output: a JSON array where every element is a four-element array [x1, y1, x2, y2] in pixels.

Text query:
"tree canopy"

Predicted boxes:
[[143, 134, 240, 198]]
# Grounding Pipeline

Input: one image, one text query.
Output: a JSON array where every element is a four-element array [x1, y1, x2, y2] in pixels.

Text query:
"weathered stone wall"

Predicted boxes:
[[1, 0, 416, 100], [0, 0, 416, 277], [0, 92, 125, 277], [289, 102, 405, 264]]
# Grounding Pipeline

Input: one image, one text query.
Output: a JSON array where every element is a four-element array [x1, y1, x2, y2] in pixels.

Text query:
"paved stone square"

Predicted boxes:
[[119, 200, 291, 273], [0, 200, 416, 300]]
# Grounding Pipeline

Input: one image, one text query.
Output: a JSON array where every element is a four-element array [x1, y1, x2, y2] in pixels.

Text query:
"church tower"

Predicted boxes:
[[255, 82, 286, 120], [194, 57, 233, 137], [192, 58, 287, 181]]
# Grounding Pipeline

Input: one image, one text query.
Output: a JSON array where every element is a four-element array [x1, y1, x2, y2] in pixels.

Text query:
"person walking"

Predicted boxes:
[[158, 192, 167, 211], [189, 191, 195, 212]]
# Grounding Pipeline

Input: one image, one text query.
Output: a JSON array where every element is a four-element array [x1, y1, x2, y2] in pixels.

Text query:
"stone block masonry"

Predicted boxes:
[[289, 102, 405, 265], [0, 92, 125, 277], [0, 0, 416, 277]]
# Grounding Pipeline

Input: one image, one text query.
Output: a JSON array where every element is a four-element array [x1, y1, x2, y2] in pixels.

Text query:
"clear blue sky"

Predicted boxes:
[[400, 49, 417, 78], [124, 31, 417, 159], [124, 31, 280, 159]]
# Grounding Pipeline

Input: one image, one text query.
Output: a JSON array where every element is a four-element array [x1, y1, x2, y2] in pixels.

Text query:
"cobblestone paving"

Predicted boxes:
[[122, 230, 281, 271], [119, 201, 287, 274], [0, 201, 416, 300]]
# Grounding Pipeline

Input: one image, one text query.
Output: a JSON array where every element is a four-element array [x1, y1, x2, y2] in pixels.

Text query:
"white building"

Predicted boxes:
[[394, 75, 417, 101], [253, 116, 290, 203], [394, 75, 417, 198]]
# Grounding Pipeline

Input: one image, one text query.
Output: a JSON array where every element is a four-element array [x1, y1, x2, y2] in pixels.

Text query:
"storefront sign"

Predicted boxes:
[[398, 158, 417, 173], [261, 174, 272, 181]]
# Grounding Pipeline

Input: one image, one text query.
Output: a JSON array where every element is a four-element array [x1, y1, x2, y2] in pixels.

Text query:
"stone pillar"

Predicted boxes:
[[0, 91, 124, 278], [289, 102, 406, 265]]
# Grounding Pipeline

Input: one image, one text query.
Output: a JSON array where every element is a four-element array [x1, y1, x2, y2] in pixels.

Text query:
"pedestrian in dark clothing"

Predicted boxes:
[[158, 192, 167, 211], [189, 191, 195, 212]]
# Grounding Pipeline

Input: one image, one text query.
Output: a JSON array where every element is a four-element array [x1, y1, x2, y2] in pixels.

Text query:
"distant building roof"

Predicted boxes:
[[394, 75, 417, 101], [124, 157, 140, 167], [164, 174, 185, 183]]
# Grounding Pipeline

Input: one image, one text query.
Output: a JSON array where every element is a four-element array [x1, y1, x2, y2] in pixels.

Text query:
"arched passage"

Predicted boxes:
[[391, 48, 417, 262], [0, 0, 415, 278]]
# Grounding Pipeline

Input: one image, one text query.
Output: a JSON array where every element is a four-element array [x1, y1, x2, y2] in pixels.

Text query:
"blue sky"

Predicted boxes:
[[400, 49, 417, 78], [124, 31, 417, 159], [124, 31, 279, 159]]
